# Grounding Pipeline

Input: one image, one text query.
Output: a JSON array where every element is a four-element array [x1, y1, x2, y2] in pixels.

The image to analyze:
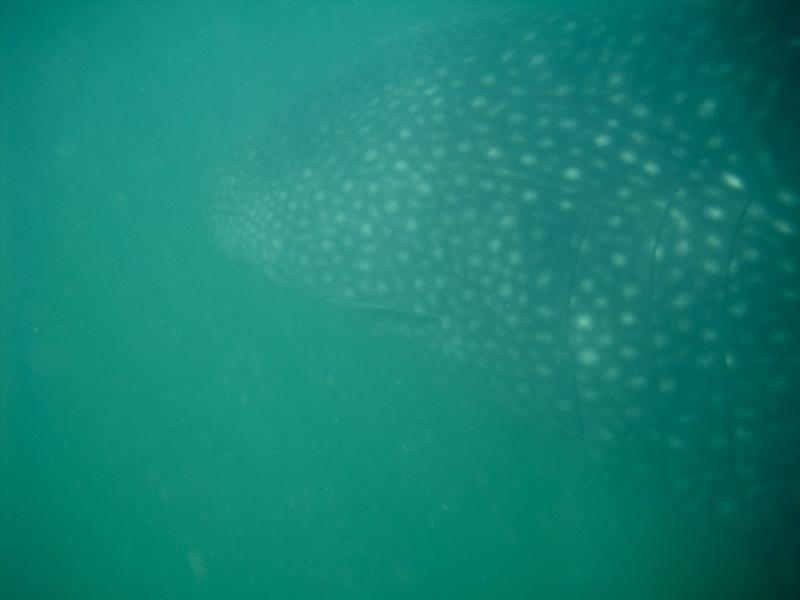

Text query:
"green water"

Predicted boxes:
[[0, 1, 790, 598]]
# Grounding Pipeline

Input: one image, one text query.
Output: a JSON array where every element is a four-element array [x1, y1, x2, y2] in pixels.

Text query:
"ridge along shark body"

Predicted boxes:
[[212, 0, 799, 559]]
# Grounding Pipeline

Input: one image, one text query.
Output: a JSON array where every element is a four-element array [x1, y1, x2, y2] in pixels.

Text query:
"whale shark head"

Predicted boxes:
[[211, 1, 800, 539], [214, 2, 798, 368]]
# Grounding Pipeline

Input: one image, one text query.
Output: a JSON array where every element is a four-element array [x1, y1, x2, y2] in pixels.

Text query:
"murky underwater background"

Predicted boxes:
[[1, 1, 796, 598]]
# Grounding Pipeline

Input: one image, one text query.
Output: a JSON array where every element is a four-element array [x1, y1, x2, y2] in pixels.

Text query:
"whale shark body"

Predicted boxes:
[[211, 0, 799, 581]]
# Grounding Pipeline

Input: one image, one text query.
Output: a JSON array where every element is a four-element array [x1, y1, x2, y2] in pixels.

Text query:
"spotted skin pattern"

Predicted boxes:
[[212, 0, 799, 568]]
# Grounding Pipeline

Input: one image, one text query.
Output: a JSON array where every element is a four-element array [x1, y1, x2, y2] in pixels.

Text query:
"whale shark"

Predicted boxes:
[[210, 0, 799, 577]]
